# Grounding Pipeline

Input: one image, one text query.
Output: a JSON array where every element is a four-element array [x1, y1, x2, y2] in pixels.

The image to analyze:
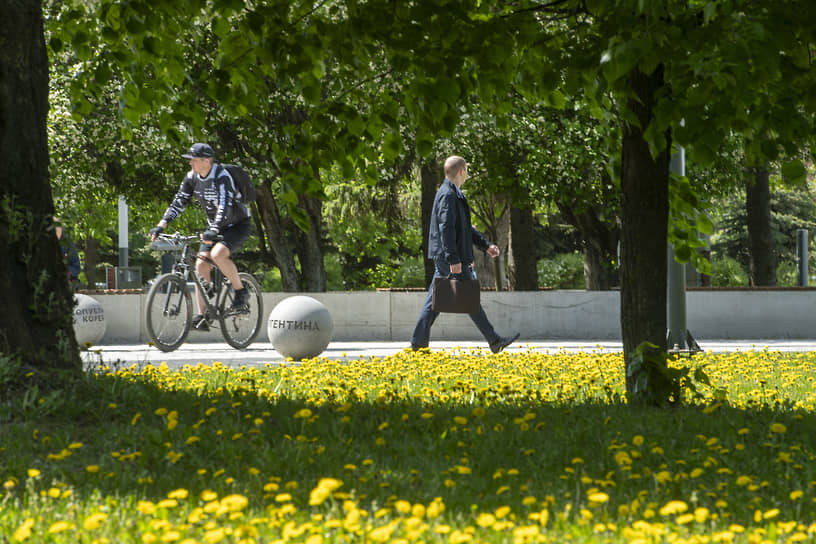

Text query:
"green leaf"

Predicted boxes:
[[548, 90, 566, 109], [703, 2, 717, 24], [383, 131, 402, 161], [287, 204, 311, 233], [781, 160, 807, 184]]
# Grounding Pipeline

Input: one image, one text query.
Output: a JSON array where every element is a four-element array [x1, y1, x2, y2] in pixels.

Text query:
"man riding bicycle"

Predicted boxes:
[[150, 143, 252, 331]]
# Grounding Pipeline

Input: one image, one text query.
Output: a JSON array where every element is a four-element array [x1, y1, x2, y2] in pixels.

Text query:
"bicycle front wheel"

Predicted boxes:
[[217, 272, 264, 350], [145, 273, 192, 352]]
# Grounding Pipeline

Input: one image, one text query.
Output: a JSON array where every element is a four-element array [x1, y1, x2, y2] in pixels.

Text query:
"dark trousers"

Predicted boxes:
[[410, 260, 499, 348]]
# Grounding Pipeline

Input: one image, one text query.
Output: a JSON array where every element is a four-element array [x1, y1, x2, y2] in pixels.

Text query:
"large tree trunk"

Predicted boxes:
[[0, 0, 81, 385], [255, 181, 300, 291], [620, 66, 671, 397], [508, 195, 538, 290], [746, 166, 776, 286], [296, 193, 326, 292], [420, 159, 441, 288]]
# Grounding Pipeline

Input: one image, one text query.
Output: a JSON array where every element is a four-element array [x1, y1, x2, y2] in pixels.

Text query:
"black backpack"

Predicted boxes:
[[218, 164, 256, 204]]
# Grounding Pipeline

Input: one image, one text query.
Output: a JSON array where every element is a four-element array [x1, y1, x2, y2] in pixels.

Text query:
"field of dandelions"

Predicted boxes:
[[2, 346, 816, 543]]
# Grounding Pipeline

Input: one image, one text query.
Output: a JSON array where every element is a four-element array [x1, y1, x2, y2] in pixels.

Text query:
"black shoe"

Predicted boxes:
[[229, 288, 250, 313], [410, 344, 427, 351], [191, 314, 210, 332], [490, 332, 519, 354]]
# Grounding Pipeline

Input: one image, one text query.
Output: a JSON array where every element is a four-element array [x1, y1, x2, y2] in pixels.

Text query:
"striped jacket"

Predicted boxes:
[[161, 165, 250, 233]]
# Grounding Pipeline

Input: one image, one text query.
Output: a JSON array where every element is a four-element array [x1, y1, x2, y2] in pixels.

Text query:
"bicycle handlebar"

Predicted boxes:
[[150, 232, 224, 251]]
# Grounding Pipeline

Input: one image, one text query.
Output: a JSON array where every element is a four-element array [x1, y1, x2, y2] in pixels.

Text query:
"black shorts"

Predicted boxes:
[[199, 219, 251, 254]]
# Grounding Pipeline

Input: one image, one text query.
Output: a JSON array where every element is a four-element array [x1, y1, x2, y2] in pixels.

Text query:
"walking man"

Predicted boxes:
[[411, 156, 519, 353]]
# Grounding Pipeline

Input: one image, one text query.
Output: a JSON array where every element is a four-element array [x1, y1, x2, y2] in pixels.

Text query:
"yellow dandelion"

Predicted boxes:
[[138, 501, 157, 515], [83, 512, 108, 530], [453, 416, 468, 425], [632, 435, 644, 446], [13, 518, 34, 541], [763, 508, 780, 519], [48, 521, 73, 533], [770, 423, 787, 434], [26, 468, 41, 478], [790, 490, 804, 501], [588, 492, 609, 504], [168, 488, 189, 500], [201, 489, 218, 502], [476, 513, 496, 527], [294, 408, 312, 419], [203, 527, 225, 543], [659, 500, 688, 516], [221, 494, 249, 511]]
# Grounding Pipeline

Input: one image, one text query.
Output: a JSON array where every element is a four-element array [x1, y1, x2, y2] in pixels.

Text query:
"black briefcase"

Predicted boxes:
[[431, 275, 480, 314]]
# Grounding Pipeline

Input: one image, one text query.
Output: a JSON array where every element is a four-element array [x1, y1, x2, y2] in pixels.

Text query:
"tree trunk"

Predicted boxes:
[[255, 181, 300, 291], [84, 235, 100, 288], [508, 195, 538, 290], [746, 166, 776, 286], [557, 200, 620, 291], [296, 193, 327, 292], [0, 0, 81, 385], [420, 159, 441, 288], [620, 66, 671, 396]]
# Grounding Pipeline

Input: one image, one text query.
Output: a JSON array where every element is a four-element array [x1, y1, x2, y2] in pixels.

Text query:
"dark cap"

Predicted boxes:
[[181, 143, 215, 159]]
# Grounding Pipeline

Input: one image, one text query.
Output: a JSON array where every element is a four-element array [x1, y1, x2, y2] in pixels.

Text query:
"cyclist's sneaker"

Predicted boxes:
[[229, 288, 250, 314], [191, 314, 209, 332]]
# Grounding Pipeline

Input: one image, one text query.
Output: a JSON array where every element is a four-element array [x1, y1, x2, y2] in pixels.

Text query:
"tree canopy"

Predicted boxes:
[[26, 0, 816, 402]]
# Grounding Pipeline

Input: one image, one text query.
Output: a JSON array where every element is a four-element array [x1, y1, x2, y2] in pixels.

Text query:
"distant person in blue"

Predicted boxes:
[[410, 156, 519, 353], [54, 216, 81, 290]]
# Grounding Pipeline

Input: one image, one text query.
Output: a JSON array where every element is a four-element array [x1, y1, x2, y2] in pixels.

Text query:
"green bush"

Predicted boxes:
[[709, 256, 748, 286], [537, 252, 584, 289]]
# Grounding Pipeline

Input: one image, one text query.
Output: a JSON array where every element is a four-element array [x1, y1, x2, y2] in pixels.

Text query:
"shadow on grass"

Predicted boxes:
[[2, 361, 815, 525]]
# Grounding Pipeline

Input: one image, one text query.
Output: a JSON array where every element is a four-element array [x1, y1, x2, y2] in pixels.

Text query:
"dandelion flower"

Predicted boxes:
[[83, 512, 108, 530], [588, 492, 609, 504], [770, 423, 787, 434], [659, 500, 688, 516], [13, 518, 34, 541]]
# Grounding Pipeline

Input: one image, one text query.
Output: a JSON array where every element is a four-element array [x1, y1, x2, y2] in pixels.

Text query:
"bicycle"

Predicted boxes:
[[145, 232, 264, 352]]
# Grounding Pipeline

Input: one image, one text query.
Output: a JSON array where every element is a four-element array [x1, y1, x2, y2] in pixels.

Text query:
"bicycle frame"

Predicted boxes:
[[171, 236, 225, 321], [147, 232, 263, 351]]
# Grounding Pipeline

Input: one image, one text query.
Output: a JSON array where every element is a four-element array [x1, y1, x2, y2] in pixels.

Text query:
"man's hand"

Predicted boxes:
[[487, 244, 500, 258], [149, 226, 164, 241], [450, 262, 462, 274], [201, 229, 219, 242]]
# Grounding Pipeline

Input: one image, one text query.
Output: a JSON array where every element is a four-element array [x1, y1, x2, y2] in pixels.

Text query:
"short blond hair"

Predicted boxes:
[[444, 156, 467, 179]]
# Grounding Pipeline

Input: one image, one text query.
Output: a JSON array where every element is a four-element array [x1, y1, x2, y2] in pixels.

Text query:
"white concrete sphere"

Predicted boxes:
[[267, 296, 333, 360], [73, 293, 106, 347]]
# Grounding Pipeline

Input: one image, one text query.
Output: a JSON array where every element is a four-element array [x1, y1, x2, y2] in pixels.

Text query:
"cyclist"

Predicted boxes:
[[150, 143, 252, 331]]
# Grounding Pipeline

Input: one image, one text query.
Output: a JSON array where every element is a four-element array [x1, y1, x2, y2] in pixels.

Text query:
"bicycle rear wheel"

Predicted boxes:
[[217, 272, 263, 350], [145, 273, 192, 352]]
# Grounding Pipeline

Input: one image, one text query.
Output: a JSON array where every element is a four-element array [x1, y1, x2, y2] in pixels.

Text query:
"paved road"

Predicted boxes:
[[80, 339, 816, 369]]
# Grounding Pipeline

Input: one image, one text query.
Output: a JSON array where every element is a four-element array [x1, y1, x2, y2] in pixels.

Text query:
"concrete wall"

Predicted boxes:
[[84, 289, 816, 344]]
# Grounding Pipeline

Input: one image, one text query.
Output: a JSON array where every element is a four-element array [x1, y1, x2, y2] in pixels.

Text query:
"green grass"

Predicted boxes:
[[2, 347, 816, 542]]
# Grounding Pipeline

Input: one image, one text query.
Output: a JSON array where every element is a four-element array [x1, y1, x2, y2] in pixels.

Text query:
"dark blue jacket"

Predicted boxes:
[[162, 164, 250, 233], [427, 178, 490, 266]]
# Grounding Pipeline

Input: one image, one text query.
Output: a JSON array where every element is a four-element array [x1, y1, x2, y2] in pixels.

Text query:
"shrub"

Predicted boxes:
[[709, 256, 748, 286], [538, 252, 584, 289]]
